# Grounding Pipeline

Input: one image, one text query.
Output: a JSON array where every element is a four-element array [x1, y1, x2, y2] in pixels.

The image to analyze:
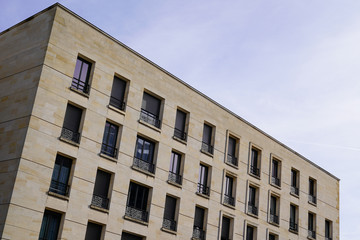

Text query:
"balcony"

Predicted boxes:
[[162, 218, 177, 232], [248, 203, 258, 216], [290, 186, 299, 196], [308, 194, 317, 204], [91, 194, 109, 210], [269, 213, 279, 224], [140, 109, 161, 128], [61, 127, 80, 144], [223, 194, 235, 206], [226, 154, 238, 166], [271, 176, 280, 186], [101, 143, 117, 158], [250, 165, 260, 177], [109, 96, 125, 111], [125, 206, 148, 222], [168, 172, 182, 185], [49, 180, 69, 196], [308, 230, 316, 239], [71, 78, 89, 94], [132, 157, 155, 174], [192, 226, 206, 240], [289, 221, 298, 232], [197, 183, 210, 196], [174, 128, 187, 141]]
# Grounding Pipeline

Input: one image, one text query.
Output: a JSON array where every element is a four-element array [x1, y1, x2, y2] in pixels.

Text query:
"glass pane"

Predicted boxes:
[[111, 76, 126, 101], [228, 137, 236, 156], [73, 59, 82, 79], [202, 124, 212, 144], [175, 110, 186, 131], [80, 62, 89, 83]]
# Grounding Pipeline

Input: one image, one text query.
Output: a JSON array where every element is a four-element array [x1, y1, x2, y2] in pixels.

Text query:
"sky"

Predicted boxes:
[[1, 0, 359, 238]]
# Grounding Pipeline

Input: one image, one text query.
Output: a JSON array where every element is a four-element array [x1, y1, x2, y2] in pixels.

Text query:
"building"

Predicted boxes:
[[0, 3, 339, 240]]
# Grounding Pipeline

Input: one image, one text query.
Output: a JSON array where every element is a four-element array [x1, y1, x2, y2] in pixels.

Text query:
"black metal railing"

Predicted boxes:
[[109, 96, 125, 111], [133, 157, 155, 174], [325, 237, 332, 240], [248, 202, 258, 215], [101, 143, 117, 158], [270, 213, 279, 224], [91, 194, 109, 210], [308, 230, 316, 239], [61, 127, 80, 143], [168, 172, 182, 185], [289, 221, 298, 232], [140, 109, 161, 128], [174, 128, 187, 141], [226, 154, 238, 166], [192, 226, 206, 240], [308, 194, 317, 204], [125, 206, 148, 222], [197, 183, 210, 196], [49, 180, 69, 196], [201, 142, 213, 155], [290, 186, 299, 195], [162, 218, 177, 231], [224, 194, 235, 206], [71, 78, 89, 94], [250, 165, 260, 176], [271, 176, 280, 186]]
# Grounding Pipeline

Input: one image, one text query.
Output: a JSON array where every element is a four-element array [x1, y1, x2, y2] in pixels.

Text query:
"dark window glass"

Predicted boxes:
[[92, 170, 111, 209], [121, 232, 143, 240], [169, 152, 181, 175], [309, 178, 316, 196], [110, 76, 127, 110], [251, 149, 258, 168], [39, 210, 62, 240], [84, 222, 102, 240], [325, 220, 332, 238], [127, 182, 149, 211], [135, 136, 155, 163], [142, 92, 161, 117], [290, 205, 296, 223], [194, 207, 205, 229], [269, 233, 276, 240], [270, 196, 277, 215], [272, 160, 279, 178], [101, 122, 119, 157], [249, 186, 256, 205], [225, 176, 233, 197], [175, 109, 186, 133], [246, 225, 254, 240], [50, 155, 72, 196], [202, 124, 212, 145], [63, 104, 82, 133], [164, 196, 177, 221], [228, 137, 236, 157], [308, 212, 315, 231], [221, 216, 231, 240], [198, 164, 208, 186], [71, 57, 91, 93], [291, 169, 298, 187]]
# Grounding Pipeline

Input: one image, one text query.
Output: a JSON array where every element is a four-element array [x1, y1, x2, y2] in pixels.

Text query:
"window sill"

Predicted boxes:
[[308, 200, 317, 207], [90, 204, 109, 213], [108, 104, 125, 115], [131, 165, 155, 177], [223, 202, 236, 210], [225, 161, 239, 169], [290, 192, 299, 198], [161, 227, 177, 235], [248, 172, 261, 180], [307, 235, 316, 240], [59, 136, 80, 147], [167, 180, 182, 189], [268, 220, 280, 227], [200, 149, 214, 158], [47, 191, 69, 201], [172, 135, 187, 145], [270, 182, 281, 190], [69, 86, 90, 98], [124, 215, 149, 226], [139, 119, 161, 133], [246, 212, 259, 219], [196, 192, 210, 199], [99, 153, 118, 162], [289, 229, 299, 235]]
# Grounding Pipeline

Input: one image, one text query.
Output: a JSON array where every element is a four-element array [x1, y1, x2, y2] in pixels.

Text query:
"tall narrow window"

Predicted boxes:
[[309, 178, 317, 204], [109, 76, 127, 111], [162, 195, 178, 232], [271, 159, 281, 187], [248, 186, 258, 216], [224, 175, 235, 206], [269, 233, 278, 240], [289, 204, 298, 232], [174, 109, 187, 141], [49, 154, 72, 196], [221, 216, 231, 240], [291, 169, 299, 196], [125, 182, 150, 222], [269, 195, 279, 224], [226, 136, 238, 166], [84, 222, 102, 240], [39, 210, 62, 240], [325, 220, 332, 240], [91, 170, 111, 210], [140, 92, 161, 128], [121, 232, 143, 240], [133, 136, 156, 174], [71, 57, 92, 94], [197, 164, 209, 196], [246, 225, 255, 240], [201, 123, 214, 155], [101, 121, 119, 158], [308, 212, 316, 239], [250, 148, 260, 177], [168, 151, 182, 185], [193, 206, 206, 240], [61, 104, 83, 144]]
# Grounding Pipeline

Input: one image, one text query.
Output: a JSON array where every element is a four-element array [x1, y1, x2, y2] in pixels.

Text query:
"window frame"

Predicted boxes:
[[247, 182, 260, 217], [167, 150, 183, 186], [308, 177, 317, 205], [268, 191, 280, 226], [248, 143, 262, 178], [290, 168, 300, 197], [90, 169, 113, 211], [132, 135, 157, 175], [84, 221, 104, 240], [197, 163, 211, 197], [70, 56, 93, 95], [109, 75, 129, 112], [161, 194, 179, 232], [125, 181, 151, 223], [49, 154, 74, 197], [225, 131, 240, 168], [201, 122, 215, 156], [270, 155, 282, 188], [140, 91, 163, 129], [173, 108, 189, 142], [39, 209, 63, 240], [60, 103, 84, 145]]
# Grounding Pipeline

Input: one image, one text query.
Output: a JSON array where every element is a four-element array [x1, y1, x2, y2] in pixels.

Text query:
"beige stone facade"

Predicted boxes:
[[0, 4, 339, 240]]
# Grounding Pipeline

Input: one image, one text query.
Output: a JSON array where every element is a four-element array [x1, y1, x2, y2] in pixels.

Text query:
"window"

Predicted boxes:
[[101, 121, 119, 158], [84, 222, 102, 240], [71, 57, 92, 94], [268, 233, 278, 240], [162, 195, 178, 232], [289, 204, 298, 232], [269, 195, 279, 225], [91, 170, 111, 210], [192, 206, 206, 240], [39, 210, 62, 240], [325, 220, 333, 240], [309, 178, 317, 204], [61, 104, 82, 144], [121, 232, 143, 240], [246, 225, 256, 240], [168, 151, 182, 185], [174, 109, 187, 141], [248, 186, 258, 216], [133, 136, 156, 174], [49, 154, 72, 196], [125, 182, 150, 222], [249, 147, 260, 177], [290, 169, 299, 196], [140, 92, 162, 128], [109, 76, 127, 111], [308, 212, 316, 239], [271, 158, 281, 187], [224, 175, 235, 206], [226, 136, 238, 166], [221, 216, 232, 240], [197, 164, 210, 196], [201, 123, 214, 155]]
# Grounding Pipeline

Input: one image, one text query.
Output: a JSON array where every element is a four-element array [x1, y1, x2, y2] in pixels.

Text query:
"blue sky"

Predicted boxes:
[[1, 0, 360, 238]]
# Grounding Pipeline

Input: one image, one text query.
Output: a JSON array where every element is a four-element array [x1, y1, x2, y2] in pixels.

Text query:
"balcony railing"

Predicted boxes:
[[269, 213, 279, 224], [91, 194, 109, 210], [197, 183, 210, 196], [49, 180, 69, 196], [226, 154, 238, 166], [271, 176, 280, 186], [290, 186, 299, 196], [174, 128, 187, 141], [101, 143, 117, 158], [201, 142, 213, 155], [61, 127, 80, 143], [289, 221, 298, 232], [71, 78, 89, 94], [250, 165, 260, 177], [132, 157, 155, 174], [223, 194, 235, 206], [125, 206, 148, 222], [192, 226, 206, 240], [140, 109, 161, 128], [109, 96, 125, 111], [248, 202, 258, 215], [168, 172, 182, 185], [308, 194, 317, 204], [325, 237, 332, 240], [308, 230, 316, 239], [162, 218, 177, 231]]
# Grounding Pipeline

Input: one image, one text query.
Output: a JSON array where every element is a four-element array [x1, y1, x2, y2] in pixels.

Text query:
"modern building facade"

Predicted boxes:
[[0, 3, 339, 240]]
